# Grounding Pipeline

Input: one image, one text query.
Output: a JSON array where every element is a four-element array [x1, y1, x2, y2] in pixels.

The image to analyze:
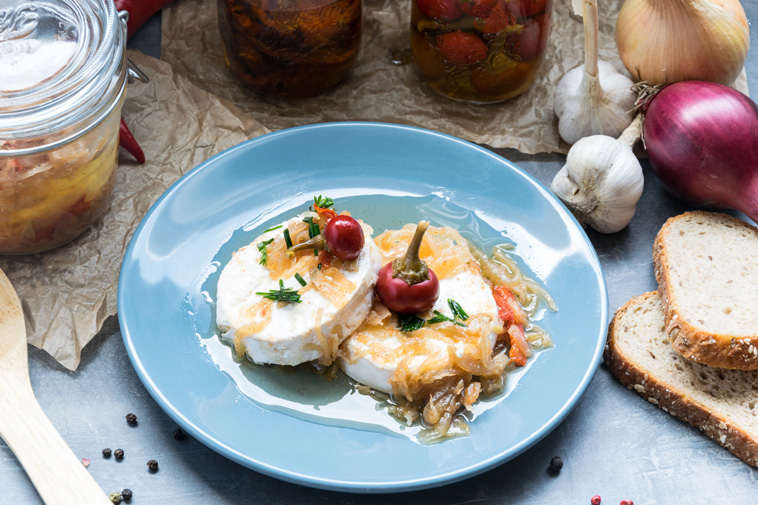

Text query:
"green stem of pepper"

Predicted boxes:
[[288, 234, 327, 254], [392, 221, 431, 285]]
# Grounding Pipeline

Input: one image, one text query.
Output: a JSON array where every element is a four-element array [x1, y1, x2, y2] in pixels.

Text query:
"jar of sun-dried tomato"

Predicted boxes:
[[218, 0, 362, 98], [411, 0, 553, 103], [0, 0, 128, 254]]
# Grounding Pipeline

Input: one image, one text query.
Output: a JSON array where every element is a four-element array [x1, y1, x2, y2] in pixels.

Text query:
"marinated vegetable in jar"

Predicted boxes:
[[0, 0, 127, 255], [0, 113, 121, 255], [411, 0, 553, 103], [218, 0, 362, 98]]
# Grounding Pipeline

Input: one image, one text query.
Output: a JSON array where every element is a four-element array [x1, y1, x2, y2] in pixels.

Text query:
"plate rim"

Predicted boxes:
[[118, 121, 609, 493]]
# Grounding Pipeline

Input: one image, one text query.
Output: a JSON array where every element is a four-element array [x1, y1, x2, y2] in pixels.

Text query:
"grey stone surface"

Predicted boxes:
[[3, 5, 758, 504]]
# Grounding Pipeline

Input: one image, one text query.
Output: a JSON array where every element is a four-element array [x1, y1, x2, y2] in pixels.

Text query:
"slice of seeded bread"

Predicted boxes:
[[653, 211, 758, 370], [605, 292, 758, 466]]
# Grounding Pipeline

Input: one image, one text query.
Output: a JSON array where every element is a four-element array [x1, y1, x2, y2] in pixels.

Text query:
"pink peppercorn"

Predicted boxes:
[[620, 501, 633, 505], [591, 496, 601, 505]]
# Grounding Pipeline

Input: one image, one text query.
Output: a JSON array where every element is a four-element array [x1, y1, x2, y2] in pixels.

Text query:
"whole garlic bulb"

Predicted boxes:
[[554, 0, 637, 145], [551, 115, 644, 233], [554, 61, 637, 145]]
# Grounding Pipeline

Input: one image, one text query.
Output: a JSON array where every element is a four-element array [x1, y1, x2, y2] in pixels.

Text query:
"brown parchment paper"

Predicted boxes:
[[161, 0, 748, 155], [0, 52, 269, 370]]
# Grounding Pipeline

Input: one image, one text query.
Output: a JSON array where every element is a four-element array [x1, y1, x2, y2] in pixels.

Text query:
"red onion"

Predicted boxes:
[[643, 81, 758, 221]]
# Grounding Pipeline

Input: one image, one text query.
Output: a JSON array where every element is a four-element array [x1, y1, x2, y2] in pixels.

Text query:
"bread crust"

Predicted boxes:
[[653, 211, 758, 370], [605, 292, 758, 467]]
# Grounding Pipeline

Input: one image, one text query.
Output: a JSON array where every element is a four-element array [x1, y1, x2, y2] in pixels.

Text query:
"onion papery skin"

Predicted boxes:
[[616, 0, 749, 86], [644, 81, 758, 221]]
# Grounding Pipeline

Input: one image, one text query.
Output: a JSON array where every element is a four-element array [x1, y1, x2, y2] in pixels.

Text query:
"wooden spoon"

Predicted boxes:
[[0, 268, 112, 504]]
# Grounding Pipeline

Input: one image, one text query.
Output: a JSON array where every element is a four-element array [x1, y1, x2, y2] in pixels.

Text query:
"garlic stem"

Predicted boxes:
[[583, 0, 598, 79], [619, 114, 643, 149], [553, 0, 637, 144]]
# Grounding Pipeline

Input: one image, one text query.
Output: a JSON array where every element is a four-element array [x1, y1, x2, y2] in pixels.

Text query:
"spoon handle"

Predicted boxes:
[[0, 376, 112, 505]]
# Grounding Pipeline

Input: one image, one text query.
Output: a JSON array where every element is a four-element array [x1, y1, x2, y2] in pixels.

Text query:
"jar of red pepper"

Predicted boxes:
[[0, 0, 128, 254], [411, 0, 553, 103], [217, 0, 362, 98]]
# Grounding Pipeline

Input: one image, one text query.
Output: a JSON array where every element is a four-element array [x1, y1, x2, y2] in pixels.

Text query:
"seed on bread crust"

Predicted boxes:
[[605, 291, 758, 467]]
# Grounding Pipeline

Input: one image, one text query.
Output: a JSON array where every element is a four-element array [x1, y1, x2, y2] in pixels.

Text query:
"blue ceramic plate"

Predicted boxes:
[[118, 122, 607, 493]]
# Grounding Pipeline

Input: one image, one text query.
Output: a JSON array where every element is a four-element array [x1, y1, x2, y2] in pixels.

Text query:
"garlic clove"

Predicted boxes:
[[551, 134, 644, 234]]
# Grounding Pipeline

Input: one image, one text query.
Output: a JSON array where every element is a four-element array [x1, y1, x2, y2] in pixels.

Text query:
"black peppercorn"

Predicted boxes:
[[114, 448, 125, 460], [548, 456, 564, 474], [172, 428, 186, 441], [147, 459, 159, 472], [121, 489, 133, 502], [126, 413, 138, 425], [102, 448, 112, 458]]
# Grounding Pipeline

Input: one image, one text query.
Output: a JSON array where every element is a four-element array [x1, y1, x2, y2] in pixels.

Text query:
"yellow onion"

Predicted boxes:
[[615, 0, 749, 85]]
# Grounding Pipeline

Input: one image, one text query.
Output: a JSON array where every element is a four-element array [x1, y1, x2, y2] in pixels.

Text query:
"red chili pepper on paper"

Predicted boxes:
[[114, 0, 174, 39], [119, 118, 145, 164]]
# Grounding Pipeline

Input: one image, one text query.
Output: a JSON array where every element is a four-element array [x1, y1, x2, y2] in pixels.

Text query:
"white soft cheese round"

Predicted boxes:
[[340, 268, 502, 393], [216, 215, 382, 366]]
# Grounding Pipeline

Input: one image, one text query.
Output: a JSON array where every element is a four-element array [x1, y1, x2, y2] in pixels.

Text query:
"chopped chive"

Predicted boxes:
[[283, 228, 293, 248], [309, 221, 320, 238], [448, 299, 469, 321], [263, 224, 283, 233], [397, 313, 425, 332], [294, 273, 307, 286], [302, 217, 321, 239], [256, 280, 302, 303], [257, 238, 274, 266]]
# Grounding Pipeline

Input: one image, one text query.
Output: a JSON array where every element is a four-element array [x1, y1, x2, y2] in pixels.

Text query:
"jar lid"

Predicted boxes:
[[0, 0, 126, 154]]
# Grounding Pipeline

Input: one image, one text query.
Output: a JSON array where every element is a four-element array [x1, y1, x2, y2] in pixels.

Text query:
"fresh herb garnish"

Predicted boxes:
[[294, 273, 307, 286], [263, 224, 283, 233], [397, 313, 426, 332], [256, 280, 302, 303], [311, 195, 334, 210], [283, 228, 293, 248], [427, 310, 466, 327], [257, 238, 274, 266], [448, 299, 469, 321], [302, 217, 321, 239], [302, 217, 320, 254]]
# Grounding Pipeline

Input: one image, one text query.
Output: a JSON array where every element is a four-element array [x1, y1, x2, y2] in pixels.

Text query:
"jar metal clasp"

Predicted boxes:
[[118, 10, 150, 84]]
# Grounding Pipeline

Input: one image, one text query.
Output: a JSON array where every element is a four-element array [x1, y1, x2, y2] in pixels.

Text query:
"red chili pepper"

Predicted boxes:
[[119, 118, 145, 163], [437, 31, 489, 66], [458, 0, 498, 18], [415, 0, 463, 22], [114, 0, 174, 39]]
